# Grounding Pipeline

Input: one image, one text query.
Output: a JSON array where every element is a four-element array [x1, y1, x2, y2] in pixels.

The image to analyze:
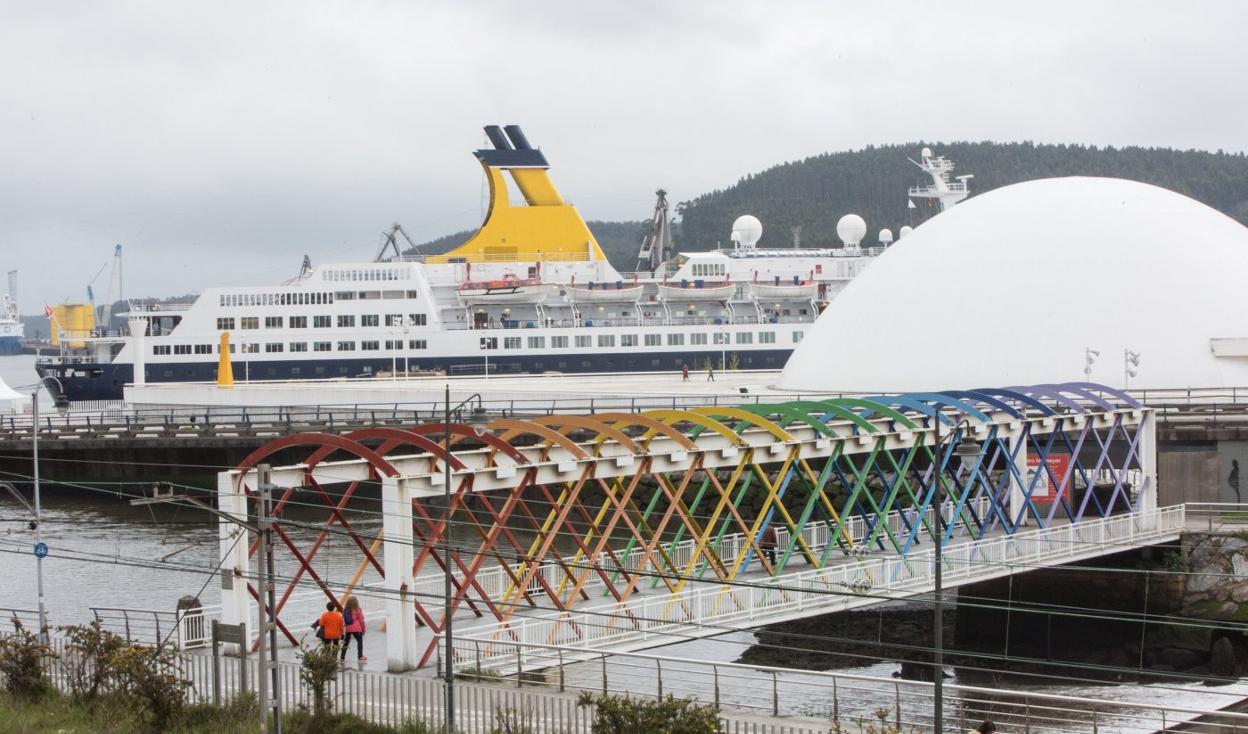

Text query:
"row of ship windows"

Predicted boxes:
[[154, 339, 430, 356], [216, 314, 428, 330], [322, 267, 412, 282], [480, 330, 802, 350], [689, 262, 728, 278], [218, 289, 420, 307]]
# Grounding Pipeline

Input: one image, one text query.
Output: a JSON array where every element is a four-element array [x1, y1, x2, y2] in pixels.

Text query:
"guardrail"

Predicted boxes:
[[459, 507, 1186, 668], [443, 636, 1248, 734], [8, 380, 1209, 437]]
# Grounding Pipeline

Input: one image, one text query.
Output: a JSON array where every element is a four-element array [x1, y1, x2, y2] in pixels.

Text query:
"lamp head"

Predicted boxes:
[[954, 434, 980, 469], [466, 405, 489, 433]]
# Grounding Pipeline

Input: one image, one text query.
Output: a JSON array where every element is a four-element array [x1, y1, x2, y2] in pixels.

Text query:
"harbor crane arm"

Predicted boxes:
[[374, 223, 419, 262]]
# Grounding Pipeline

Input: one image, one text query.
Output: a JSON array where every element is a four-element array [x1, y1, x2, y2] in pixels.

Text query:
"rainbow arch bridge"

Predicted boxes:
[[212, 381, 1179, 672]]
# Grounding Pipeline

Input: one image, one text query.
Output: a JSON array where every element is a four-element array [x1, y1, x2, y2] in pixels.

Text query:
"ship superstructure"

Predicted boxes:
[[1, 271, 23, 355], [37, 128, 963, 401]]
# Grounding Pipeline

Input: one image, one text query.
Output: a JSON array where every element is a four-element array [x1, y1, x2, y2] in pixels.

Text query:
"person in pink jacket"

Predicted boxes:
[[339, 595, 367, 664]]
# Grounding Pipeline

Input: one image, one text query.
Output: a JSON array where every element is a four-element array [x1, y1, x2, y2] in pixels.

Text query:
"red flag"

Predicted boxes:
[[43, 304, 53, 319]]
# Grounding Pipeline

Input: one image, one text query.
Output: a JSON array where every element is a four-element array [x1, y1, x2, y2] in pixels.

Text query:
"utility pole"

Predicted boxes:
[[443, 383, 455, 733], [255, 465, 281, 734]]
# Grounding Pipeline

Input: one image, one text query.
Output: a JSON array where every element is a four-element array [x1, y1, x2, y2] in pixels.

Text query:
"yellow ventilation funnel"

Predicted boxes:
[[425, 125, 606, 265]]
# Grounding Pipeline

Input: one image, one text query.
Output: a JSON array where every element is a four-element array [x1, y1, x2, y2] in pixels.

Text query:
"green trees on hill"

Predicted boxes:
[[676, 141, 1248, 250]]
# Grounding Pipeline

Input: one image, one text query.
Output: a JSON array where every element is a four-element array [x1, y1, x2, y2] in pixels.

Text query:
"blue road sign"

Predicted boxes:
[[33, 542, 48, 559]]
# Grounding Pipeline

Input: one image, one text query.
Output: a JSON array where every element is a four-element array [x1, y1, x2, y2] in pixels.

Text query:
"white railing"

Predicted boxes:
[[444, 636, 1248, 734], [28, 635, 825, 734], [459, 507, 1185, 665]]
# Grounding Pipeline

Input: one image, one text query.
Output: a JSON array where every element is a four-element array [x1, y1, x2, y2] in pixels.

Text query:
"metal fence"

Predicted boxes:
[[441, 638, 1248, 734], [26, 635, 829, 734]]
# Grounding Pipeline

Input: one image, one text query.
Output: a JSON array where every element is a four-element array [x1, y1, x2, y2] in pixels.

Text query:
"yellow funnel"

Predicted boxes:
[[217, 332, 234, 387]]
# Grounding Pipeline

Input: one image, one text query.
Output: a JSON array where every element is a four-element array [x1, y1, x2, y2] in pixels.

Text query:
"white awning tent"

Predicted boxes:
[[0, 375, 28, 414]]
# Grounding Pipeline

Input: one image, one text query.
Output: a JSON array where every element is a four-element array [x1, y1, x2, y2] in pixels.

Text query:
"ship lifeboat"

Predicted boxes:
[[457, 275, 554, 305], [751, 280, 819, 300], [565, 282, 644, 304], [657, 280, 736, 302]]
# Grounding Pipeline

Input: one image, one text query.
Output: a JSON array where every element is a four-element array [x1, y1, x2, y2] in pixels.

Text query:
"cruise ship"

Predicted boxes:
[[1, 272, 23, 355], [37, 127, 968, 401]]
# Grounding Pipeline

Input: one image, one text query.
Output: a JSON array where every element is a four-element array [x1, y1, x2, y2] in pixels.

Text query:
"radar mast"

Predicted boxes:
[[907, 147, 972, 212]]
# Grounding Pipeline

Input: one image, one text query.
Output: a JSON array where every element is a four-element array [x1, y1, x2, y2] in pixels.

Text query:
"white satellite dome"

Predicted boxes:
[[878, 228, 894, 245], [836, 214, 867, 247], [899, 225, 914, 238], [777, 177, 1248, 392], [731, 215, 763, 248]]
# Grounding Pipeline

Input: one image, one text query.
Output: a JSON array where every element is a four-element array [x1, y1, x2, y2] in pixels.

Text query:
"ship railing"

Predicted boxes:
[[908, 182, 969, 196], [445, 314, 815, 331]]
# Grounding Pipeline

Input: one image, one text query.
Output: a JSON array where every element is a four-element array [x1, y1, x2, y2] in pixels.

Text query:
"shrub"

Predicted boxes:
[[0, 619, 54, 700], [60, 621, 129, 702], [113, 642, 191, 732], [577, 692, 722, 734], [298, 642, 341, 719]]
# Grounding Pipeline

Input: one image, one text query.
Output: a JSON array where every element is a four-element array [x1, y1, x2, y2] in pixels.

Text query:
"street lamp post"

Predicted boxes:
[[23, 377, 66, 637], [931, 414, 979, 734]]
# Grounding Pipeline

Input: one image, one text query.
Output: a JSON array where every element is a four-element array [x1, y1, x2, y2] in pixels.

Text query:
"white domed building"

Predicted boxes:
[[777, 177, 1248, 392]]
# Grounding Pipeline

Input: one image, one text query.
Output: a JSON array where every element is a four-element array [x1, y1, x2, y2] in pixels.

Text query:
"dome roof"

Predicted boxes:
[[777, 177, 1248, 392]]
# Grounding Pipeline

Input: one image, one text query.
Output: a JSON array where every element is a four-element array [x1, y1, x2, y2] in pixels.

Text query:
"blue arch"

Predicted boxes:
[[1005, 385, 1085, 413], [1042, 383, 1116, 411], [944, 390, 1024, 419], [970, 387, 1058, 416], [1066, 382, 1143, 409]]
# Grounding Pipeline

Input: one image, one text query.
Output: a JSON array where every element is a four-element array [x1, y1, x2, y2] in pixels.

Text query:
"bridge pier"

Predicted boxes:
[[217, 469, 251, 652], [382, 475, 419, 671]]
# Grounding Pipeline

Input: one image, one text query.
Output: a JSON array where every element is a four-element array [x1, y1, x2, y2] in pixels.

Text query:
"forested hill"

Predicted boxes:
[[411, 142, 1248, 265], [676, 142, 1248, 250]]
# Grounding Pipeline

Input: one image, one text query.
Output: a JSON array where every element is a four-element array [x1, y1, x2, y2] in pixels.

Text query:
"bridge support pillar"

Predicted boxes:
[[1140, 411, 1157, 513], [1009, 432, 1027, 525], [217, 470, 251, 652], [382, 475, 419, 672]]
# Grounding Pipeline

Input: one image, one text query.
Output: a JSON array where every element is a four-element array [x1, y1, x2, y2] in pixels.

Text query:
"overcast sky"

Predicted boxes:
[[3, 1, 1246, 313]]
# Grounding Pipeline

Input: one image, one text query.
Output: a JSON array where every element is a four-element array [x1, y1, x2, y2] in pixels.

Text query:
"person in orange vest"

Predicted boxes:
[[313, 601, 345, 652]]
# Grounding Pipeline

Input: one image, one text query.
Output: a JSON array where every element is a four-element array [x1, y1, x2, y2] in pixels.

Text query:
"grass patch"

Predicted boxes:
[[0, 692, 439, 734]]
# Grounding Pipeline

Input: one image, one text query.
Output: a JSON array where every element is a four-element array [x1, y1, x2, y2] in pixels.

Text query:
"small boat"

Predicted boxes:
[[457, 275, 553, 305], [657, 280, 736, 302], [565, 282, 644, 304], [751, 280, 819, 301]]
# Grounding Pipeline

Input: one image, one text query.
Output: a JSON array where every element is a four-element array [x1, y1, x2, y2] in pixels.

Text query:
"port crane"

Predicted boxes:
[[375, 223, 419, 262], [87, 244, 123, 326]]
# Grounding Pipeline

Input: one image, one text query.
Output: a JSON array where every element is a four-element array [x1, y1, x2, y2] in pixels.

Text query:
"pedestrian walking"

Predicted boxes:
[[340, 595, 367, 664], [973, 720, 997, 734], [681, 363, 689, 381], [707, 363, 715, 382], [312, 601, 344, 653]]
